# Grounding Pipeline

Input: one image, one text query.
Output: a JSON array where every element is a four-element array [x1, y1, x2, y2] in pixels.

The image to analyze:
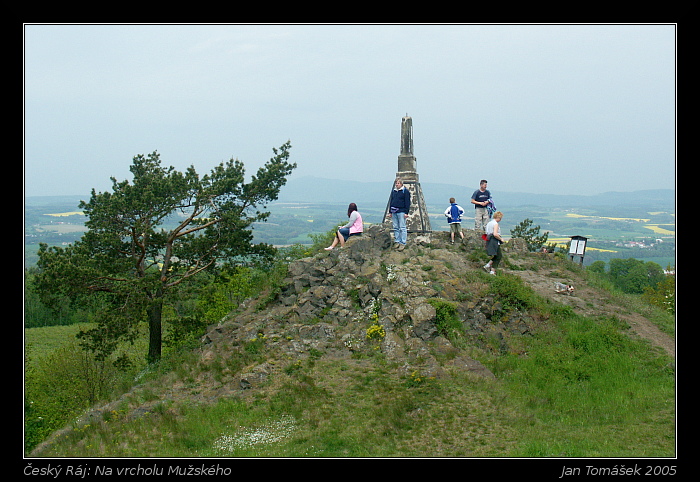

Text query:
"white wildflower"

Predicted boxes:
[[212, 415, 297, 453], [385, 264, 397, 282]]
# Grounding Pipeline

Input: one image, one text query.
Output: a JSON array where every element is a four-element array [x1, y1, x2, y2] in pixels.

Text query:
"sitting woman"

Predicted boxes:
[[324, 203, 363, 250]]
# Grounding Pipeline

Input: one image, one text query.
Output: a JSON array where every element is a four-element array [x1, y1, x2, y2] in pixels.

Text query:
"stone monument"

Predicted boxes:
[[383, 115, 432, 234]]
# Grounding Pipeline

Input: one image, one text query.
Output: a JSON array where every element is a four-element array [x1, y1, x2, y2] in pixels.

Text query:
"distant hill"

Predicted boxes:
[[277, 176, 675, 208], [24, 179, 674, 210], [25, 195, 86, 207]]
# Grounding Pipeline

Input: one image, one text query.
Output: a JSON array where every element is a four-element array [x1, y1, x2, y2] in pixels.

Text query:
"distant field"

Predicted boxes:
[[36, 224, 88, 234], [547, 237, 618, 252], [25, 199, 675, 269], [44, 211, 84, 217], [643, 225, 675, 235], [565, 213, 652, 222], [564, 212, 675, 236]]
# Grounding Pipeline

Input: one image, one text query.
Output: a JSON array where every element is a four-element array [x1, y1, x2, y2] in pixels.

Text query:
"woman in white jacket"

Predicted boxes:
[[483, 211, 503, 275]]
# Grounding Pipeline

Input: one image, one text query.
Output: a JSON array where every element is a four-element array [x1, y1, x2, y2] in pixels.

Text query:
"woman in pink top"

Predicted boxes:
[[324, 203, 363, 250]]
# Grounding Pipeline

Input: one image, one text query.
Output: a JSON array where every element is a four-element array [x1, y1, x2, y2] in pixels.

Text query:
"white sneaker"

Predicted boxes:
[[324, 247, 333, 251], [489, 270, 496, 275], [483, 264, 491, 272]]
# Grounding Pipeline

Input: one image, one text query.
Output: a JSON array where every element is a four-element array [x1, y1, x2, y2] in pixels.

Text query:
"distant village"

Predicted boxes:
[[616, 238, 665, 249]]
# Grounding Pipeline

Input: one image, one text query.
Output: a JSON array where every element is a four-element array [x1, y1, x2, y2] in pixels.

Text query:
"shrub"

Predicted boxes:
[[642, 275, 675, 315], [24, 343, 131, 455], [427, 298, 462, 339], [487, 274, 537, 312]]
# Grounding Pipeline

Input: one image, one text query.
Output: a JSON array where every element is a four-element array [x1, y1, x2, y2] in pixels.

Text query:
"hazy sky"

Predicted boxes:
[[23, 24, 676, 198]]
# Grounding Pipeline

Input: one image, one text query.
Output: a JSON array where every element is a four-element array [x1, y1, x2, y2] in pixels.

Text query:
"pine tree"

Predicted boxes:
[[36, 142, 295, 363], [509, 218, 549, 252]]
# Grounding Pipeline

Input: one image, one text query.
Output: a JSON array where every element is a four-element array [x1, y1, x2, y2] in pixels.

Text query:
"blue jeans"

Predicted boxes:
[[391, 212, 407, 245]]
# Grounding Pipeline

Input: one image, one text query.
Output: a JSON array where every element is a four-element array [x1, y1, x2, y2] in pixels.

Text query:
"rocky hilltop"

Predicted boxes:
[[196, 224, 673, 397], [195, 227, 542, 394], [200, 225, 513, 390]]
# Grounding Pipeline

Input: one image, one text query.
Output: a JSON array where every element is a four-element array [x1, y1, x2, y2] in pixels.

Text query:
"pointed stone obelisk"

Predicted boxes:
[[384, 115, 431, 234]]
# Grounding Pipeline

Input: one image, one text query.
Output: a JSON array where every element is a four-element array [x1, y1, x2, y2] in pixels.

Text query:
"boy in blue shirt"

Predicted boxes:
[[444, 197, 465, 244]]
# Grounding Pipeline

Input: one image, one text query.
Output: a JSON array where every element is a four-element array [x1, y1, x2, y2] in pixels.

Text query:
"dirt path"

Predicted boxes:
[[510, 268, 675, 360]]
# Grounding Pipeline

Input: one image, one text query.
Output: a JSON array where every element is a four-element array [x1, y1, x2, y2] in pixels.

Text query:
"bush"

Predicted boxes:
[[427, 298, 462, 340], [24, 343, 132, 455], [642, 276, 675, 315], [487, 273, 537, 312]]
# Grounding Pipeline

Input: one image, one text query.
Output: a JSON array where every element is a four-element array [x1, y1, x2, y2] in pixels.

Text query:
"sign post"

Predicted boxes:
[[568, 235, 588, 265]]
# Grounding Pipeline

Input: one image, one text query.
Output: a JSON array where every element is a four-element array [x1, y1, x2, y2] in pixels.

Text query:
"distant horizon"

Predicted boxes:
[[24, 174, 676, 201]]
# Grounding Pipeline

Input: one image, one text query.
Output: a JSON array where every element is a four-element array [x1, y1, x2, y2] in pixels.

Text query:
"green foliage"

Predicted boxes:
[[608, 258, 665, 294], [427, 298, 463, 340], [163, 316, 209, 350], [24, 270, 85, 327], [642, 275, 675, 315], [587, 260, 607, 274], [24, 342, 136, 455], [254, 261, 290, 312], [487, 273, 538, 312], [35, 143, 295, 363], [587, 257, 666, 295], [510, 218, 549, 252], [195, 266, 265, 322]]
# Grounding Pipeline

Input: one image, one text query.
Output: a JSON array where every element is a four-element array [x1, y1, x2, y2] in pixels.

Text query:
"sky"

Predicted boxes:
[[23, 23, 676, 198]]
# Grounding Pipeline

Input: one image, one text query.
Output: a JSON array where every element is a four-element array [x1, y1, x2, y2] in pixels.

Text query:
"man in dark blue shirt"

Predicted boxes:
[[470, 179, 491, 231], [388, 178, 411, 250]]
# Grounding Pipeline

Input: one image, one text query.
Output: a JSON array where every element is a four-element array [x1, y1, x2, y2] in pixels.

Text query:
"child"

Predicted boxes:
[[444, 198, 465, 244]]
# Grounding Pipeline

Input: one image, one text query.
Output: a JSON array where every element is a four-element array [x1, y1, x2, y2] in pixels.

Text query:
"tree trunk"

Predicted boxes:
[[146, 295, 163, 364]]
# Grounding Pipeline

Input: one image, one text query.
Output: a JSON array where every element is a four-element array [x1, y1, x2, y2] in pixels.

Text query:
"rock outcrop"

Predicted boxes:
[[199, 225, 536, 390]]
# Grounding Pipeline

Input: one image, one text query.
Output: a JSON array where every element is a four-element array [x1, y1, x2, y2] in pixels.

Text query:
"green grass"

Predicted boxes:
[[30, 304, 675, 457], [488, 313, 675, 457], [35, 357, 514, 457]]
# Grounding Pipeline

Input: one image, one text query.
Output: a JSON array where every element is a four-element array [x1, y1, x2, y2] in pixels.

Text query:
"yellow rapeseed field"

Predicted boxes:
[[643, 225, 675, 235], [564, 213, 675, 236], [44, 211, 83, 217], [565, 213, 651, 222]]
